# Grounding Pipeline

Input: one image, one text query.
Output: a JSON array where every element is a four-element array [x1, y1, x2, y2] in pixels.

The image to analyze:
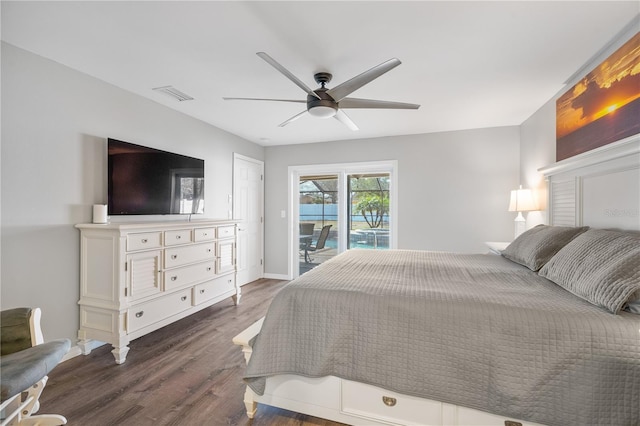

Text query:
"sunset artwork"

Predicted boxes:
[[556, 32, 640, 161]]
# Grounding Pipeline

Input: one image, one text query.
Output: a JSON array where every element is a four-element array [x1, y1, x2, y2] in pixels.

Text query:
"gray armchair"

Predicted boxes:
[[1, 308, 70, 426]]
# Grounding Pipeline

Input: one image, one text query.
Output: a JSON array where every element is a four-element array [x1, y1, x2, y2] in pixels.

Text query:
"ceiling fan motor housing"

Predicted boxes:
[[307, 88, 338, 118]]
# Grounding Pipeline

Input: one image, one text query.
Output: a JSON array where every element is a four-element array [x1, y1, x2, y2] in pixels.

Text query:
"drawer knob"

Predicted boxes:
[[207, 248, 212, 253], [181, 296, 187, 301], [206, 267, 212, 272], [382, 396, 396, 407], [200, 289, 205, 294], [171, 254, 178, 260], [141, 239, 148, 244], [203, 232, 208, 236], [135, 311, 144, 318], [176, 235, 181, 239], [171, 276, 178, 281]]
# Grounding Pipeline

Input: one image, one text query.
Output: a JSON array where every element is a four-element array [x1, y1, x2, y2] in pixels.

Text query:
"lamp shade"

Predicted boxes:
[[508, 186, 536, 212]]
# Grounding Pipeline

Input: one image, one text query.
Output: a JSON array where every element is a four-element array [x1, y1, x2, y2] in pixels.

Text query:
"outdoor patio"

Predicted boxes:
[[299, 247, 337, 274]]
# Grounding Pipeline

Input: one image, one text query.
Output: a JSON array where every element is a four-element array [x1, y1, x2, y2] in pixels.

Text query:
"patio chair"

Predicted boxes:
[[299, 223, 315, 236], [303, 224, 332, 263], [1, 307, 70, 426]]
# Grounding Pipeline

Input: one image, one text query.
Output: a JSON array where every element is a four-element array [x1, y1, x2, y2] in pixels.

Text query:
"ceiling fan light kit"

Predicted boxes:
[[308, 78, 338, 118], [224, 52, 420, 130], [308, 105, 337, 119]]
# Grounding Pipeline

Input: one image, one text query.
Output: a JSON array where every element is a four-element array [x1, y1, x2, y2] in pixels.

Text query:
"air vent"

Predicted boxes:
[[152, 86, 194, 102]]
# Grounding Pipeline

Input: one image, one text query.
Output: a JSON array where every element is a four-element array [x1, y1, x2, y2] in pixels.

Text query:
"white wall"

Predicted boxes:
[[519, 98, 555, 227], [1, 43, 264, 342], [264, 127, 520, 276]]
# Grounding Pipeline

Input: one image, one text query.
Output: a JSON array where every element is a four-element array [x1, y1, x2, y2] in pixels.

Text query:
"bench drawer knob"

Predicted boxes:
[[382, 396, 396, 407]]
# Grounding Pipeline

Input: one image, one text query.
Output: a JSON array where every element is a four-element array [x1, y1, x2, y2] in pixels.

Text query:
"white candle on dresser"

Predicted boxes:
[[92, 204, 108, 224]]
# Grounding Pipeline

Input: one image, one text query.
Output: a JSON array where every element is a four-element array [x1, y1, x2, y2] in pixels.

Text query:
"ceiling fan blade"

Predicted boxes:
[[223, 97, 305, 103], [327, 58, 401, 102], [257, 52, 321, 100], [278, 110, 308, 127], [339, 97, 420, 109], [334, 110, 359, 131]]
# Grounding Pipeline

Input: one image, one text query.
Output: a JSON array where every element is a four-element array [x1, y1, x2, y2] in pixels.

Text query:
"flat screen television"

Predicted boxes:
[[108, 138, 204, 215]]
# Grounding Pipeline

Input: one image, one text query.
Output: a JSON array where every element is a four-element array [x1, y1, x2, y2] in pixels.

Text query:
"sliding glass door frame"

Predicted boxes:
[[288, 160, 398, 279]]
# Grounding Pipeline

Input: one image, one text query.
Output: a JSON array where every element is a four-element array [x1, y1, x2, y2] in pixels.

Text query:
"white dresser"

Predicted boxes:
[[76, 220, 239, 364]]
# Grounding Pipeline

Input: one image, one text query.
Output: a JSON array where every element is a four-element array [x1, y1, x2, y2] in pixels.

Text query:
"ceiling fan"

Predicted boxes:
[[223, 52, 420, 131]]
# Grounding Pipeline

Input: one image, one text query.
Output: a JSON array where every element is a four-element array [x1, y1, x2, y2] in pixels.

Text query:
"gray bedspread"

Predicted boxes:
[[245, 250, 640, 426]]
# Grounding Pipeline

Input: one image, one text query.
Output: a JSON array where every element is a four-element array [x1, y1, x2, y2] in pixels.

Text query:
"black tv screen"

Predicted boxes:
[[108, 138, 204, 215]]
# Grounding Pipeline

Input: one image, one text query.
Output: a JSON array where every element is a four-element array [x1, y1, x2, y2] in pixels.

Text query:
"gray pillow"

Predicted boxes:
[[501, 224, 589, 271], [539, 229, 640, 314]]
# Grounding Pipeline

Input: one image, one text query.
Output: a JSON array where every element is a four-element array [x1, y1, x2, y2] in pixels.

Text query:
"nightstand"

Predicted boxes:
[[485, 241, 510, 255]]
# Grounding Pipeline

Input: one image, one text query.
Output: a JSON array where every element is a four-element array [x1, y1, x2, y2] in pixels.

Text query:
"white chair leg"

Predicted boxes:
[[0, 377, 67, 426], [16, 414, 67, 426], [1, 394, 22, 426], [20, 377, 47, 418]]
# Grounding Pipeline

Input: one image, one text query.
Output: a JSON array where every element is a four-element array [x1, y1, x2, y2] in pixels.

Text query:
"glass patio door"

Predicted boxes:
[[347, 173, 390, 250], [298, 175, 339, 275], [291, 160, 396, 278]]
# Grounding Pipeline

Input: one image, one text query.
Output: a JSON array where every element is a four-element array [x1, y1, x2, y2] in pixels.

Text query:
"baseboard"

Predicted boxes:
[[61, 345, 82, 362], [60, 340, 106, 363], [263, 272, 290, 280]]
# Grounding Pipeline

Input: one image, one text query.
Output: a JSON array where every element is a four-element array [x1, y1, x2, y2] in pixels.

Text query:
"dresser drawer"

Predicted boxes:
[[193, 275, 235, 305], [164, 242, 215, 268], [164, 229, 192, 246], [164, 260, 216, 291], [194, 227, 216, 242], [127, 232, 162, 251], [341, 380, 442, 426], [127, 289, 191, 332], [217, 225, 235, 239]]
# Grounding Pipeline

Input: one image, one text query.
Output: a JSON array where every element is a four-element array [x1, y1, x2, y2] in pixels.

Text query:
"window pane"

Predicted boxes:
[[299, 175, 338, 275], [348, 174, 390, 250]]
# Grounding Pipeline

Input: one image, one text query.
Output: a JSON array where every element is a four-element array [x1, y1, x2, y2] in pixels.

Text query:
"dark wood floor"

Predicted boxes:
[[40, 279, 347, 426]]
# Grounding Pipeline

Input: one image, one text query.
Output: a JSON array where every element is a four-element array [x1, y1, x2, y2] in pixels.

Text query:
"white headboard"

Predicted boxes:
[[539, 134, 640, 231]]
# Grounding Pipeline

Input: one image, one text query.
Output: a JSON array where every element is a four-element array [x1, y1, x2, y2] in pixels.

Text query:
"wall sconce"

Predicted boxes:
[[508, 185, 537, 238]]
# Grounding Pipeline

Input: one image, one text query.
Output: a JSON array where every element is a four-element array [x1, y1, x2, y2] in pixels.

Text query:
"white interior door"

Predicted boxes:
[[233, 154, 264, 285]]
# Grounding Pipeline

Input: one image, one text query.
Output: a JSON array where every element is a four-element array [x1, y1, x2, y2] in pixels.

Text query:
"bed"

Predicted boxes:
[[233, 136, 640, 426]]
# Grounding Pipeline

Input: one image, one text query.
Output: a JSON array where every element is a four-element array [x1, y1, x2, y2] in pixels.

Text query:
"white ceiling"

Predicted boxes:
[[2, 1, 638, 146]]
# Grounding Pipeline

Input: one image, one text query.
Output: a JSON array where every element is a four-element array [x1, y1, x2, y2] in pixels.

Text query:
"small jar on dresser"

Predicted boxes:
[[75, 220, 239, 364]]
